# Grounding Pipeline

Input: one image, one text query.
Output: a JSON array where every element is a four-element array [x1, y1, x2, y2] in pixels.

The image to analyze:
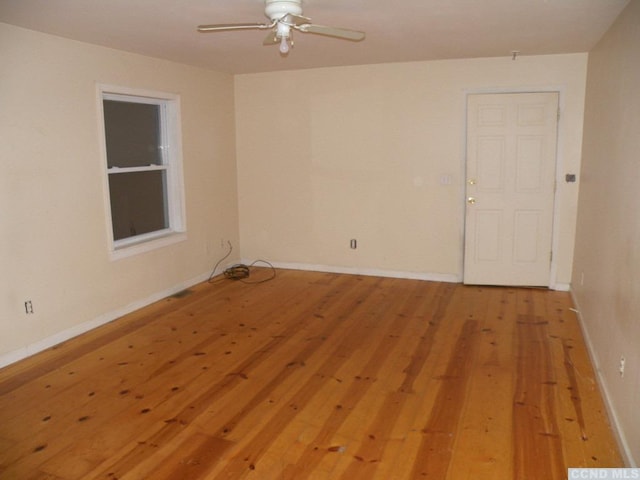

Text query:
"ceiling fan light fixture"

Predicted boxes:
[[279, 35, 290, 54], [275, 21, 291, 54]]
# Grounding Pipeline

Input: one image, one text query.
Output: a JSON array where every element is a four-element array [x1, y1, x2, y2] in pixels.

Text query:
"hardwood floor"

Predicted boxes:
[[0, 269, 622, 479]]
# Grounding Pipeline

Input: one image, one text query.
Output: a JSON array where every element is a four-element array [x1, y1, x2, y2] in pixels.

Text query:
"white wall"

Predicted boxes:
[[571, 1, 640, 466], [235, 54, 587, 285], [0, 23, 240, 365]]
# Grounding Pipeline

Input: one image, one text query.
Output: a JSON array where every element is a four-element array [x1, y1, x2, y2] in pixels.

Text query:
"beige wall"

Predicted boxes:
[[0, 23, 240, 364], [235, 54, 587, 285], [572, 1, 640, 465]]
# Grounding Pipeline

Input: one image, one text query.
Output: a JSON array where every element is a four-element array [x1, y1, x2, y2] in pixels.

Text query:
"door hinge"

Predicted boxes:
[[557, 107, 561, 121]]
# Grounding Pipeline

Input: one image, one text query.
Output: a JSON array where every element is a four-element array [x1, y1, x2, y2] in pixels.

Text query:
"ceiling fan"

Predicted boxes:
[[197, 0, 365, 55]]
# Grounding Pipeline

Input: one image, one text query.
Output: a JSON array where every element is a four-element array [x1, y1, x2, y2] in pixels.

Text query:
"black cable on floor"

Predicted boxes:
[[207, 241, 276, 284]]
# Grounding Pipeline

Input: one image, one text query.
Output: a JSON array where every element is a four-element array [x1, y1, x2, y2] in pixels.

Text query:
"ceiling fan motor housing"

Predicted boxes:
[[264, 0, 303, 21]]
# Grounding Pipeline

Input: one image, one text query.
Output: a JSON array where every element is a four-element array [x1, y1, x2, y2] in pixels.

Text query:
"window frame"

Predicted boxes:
[[97, 84, 187, 260]]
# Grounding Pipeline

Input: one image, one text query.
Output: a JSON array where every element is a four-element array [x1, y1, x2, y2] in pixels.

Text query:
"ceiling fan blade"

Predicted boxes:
[[198, 22, 273, 32], [263, 30, 279, 45], [280, 13, 311, 26], [297, 23, 365, 41]]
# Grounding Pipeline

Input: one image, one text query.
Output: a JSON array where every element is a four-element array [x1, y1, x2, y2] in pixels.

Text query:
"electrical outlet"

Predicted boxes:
[[619, 356, 626, 378], [24, 300, 34, 314]]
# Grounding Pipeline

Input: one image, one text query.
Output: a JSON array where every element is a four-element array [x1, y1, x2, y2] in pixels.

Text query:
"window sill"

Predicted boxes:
[[109, 231, 187, 261]]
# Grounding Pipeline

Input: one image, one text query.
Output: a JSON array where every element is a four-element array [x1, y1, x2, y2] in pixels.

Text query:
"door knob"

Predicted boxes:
[[467, 197, 476, 205], [467, 178, 476, 185]]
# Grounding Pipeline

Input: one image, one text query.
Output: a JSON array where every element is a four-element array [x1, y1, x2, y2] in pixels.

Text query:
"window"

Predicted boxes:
[[98, 85, 186, 258]]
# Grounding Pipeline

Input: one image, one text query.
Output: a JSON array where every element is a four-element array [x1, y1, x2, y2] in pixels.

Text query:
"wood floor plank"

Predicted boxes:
[[446, 286, 516, 479], [0, 270, 622, 479], [512, 288, 565, 479]]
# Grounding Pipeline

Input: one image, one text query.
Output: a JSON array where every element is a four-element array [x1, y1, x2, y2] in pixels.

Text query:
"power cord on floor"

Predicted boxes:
[[223, 263, 250, 280], [208, 241, 276, 285], [207, 240, 233, 283]]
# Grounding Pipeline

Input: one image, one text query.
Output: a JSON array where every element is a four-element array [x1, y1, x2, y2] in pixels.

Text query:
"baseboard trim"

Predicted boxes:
[[252, 260, 462, 284], [551, 282, 571, 291], [570, 290, 636, 467], [0, 271, 213, 370]]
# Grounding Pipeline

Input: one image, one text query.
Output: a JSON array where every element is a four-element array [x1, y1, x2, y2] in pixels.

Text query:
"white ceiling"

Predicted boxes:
[[0, 0, 630, 75]]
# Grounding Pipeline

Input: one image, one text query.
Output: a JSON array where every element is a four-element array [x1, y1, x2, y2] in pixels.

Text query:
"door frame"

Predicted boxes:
[[460, 86, 566, 290]]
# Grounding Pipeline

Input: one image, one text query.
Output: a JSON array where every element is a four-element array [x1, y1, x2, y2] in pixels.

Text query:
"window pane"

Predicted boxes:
[[108, 170, 168, 241], [103, 100, 162, 168]]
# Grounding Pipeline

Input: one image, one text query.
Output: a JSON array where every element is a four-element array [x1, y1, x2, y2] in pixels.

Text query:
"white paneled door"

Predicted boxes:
[[464, 92, 559, 286]]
